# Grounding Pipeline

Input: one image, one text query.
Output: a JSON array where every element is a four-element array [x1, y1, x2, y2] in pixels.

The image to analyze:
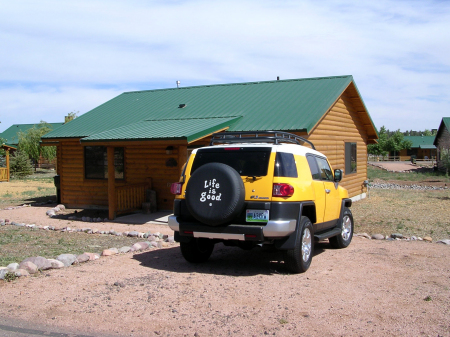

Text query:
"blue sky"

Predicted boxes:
[[1, 0, 449, 133]]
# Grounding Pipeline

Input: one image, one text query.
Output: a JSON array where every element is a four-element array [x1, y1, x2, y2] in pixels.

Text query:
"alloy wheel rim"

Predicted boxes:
[[342, 215, 352, 241], [302, 227, 312, 262]]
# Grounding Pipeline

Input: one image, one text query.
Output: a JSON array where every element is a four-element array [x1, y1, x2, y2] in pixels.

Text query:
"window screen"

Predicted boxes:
[[274, 152, 298, 177]]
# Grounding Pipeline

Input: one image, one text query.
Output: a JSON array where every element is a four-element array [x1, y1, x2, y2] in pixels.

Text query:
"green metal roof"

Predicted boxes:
[[81, 117, 242, 143], [43, 75, 375, 142], [404, 136, 436, 149], [1, 123, 64, 147], [434, 117, 450, 146]]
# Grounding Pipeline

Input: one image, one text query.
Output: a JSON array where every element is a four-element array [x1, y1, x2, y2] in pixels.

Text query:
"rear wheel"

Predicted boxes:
[[329, 208, 353, 249], [180, 238, 215, 263], [283, 216, 313, 273]]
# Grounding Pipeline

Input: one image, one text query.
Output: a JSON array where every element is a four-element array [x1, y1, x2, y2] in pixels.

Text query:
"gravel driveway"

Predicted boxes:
[[1, 235, 449, 337]]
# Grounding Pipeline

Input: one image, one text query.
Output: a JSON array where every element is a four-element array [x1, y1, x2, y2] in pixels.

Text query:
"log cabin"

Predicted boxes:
[[433, 117, 450, 172], [41, 75, 378, 219]]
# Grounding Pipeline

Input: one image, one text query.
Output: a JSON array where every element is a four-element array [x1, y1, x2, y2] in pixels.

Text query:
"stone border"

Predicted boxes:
[[0, 215, 176, 282]]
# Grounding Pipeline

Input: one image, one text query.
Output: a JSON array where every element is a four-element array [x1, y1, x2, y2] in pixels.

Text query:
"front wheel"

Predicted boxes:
[[283, 216, 314, 273], [180, 238, 214, 263], [329, 207, 353, 249]]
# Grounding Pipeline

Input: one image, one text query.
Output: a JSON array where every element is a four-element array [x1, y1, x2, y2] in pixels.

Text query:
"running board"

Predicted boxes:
[[314, 227, 341, 241]]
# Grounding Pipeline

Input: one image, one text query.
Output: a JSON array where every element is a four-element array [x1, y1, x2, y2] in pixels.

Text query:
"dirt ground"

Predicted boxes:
[[1, 205, 450, 336]]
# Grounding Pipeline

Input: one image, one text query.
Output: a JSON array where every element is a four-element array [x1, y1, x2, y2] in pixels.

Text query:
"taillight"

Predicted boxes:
[[170, 182, 183, 195], [273, 183, 294, 197]]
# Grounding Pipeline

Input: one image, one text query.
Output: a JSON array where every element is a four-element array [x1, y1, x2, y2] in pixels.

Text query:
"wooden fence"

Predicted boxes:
[[116, 183, 150, 215]]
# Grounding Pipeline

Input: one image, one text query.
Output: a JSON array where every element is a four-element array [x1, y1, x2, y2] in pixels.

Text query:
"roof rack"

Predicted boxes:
[[210, 131, 315, 150]]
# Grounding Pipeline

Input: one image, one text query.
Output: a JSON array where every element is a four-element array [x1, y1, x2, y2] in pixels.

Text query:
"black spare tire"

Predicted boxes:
[[185, 162, 245, 226]]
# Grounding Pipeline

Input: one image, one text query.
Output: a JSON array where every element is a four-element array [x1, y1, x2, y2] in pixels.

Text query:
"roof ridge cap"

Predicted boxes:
[[123, 75, 353, 95]]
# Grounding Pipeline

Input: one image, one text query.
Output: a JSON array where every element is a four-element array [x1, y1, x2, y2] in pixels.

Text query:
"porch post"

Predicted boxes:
[[6, 150, 10, 182], [107, 146, 116, 220]]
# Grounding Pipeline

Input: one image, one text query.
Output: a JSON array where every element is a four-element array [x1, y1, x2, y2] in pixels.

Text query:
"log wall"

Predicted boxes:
[[304, 91, 369, 197]]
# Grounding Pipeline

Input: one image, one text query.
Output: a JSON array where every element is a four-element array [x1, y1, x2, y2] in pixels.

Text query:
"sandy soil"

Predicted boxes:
[[1, 206, 450, 337]]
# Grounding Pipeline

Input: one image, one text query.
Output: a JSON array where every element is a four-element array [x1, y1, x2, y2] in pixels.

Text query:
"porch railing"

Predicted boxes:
[[0, 167, 9, 182], [116, 183, 150, 214]]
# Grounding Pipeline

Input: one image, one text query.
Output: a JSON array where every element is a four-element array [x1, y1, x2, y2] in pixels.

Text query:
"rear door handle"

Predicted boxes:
[[325, 189, 331, 194]]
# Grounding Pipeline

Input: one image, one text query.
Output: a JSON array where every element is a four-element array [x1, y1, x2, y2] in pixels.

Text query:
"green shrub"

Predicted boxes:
[[10, 150, 33, 178]]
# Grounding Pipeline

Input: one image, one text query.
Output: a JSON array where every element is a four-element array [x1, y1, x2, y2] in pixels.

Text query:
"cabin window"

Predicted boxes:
[[85, 146, 124, 180], [345, 142, 357, 174]]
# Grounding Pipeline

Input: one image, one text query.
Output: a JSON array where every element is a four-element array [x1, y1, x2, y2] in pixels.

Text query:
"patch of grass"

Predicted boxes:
[[352, 188, 450, 239], [2, 192, 13, 198], [279, 318, 288, 324], [424, 295, 432, 302], [21, 190, 36, 197], [0, 226, 144, 266]]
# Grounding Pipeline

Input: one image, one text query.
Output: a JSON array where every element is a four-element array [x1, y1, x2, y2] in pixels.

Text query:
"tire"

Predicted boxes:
[[329, 207, 353, 249], [283, 216, 314, 273], [180, 238, 215, 263], [185, 162, 245, 226]]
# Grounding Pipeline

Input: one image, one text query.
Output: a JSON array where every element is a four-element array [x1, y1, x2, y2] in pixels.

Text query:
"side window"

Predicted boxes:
[[306, 155, 321, 180], [316, 157, 333, 181], [85, 146, 124, 180], [274, 152, 298, 177], [345, 142, 357, 174]]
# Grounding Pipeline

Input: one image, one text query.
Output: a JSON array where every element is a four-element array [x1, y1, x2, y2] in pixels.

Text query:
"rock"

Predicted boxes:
[[437, 239, 450, 245], [411, 236, 417, 241], [21, 256, 52, 270], [119, 246, 131, 253], [386, 238, 394, 241], [18, 261, 38, 274], [84, 253, 100, 261], [128, 231, 139, 237], [56, 254, 78, 267], [0, 269, 9, 280], [46, 209, 56, 216], [355, 233, 371, 239], [14, 269, 30, 277], [102, 248, 119, 256], [423, 236, 433, 242], [166, 236, 175, 243], [7, 263, 19, 271], [150, 241, 158, 248], [47, 259, 65, 269], [57, 204, 66, 211], [109, 230, 117, 235], [390, 233, 403, 239], [76, 253, 90, 263], [138, 232, 145, 238]]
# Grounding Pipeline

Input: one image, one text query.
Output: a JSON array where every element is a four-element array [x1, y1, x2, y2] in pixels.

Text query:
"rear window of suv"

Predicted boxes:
[[191, 147, 271, 177]]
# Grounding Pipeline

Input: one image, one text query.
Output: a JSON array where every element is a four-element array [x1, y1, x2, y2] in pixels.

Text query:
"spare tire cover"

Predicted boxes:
[[186, 162, 245, 226]]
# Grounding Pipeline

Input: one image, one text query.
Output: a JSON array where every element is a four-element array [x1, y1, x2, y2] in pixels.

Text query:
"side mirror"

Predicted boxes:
[[334, 169, 343, 182]]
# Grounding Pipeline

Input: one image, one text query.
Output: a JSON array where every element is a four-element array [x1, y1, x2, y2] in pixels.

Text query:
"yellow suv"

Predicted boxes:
[[169, 131, 353, 273]]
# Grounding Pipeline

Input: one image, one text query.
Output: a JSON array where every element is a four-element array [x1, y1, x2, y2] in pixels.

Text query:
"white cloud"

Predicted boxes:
[[0, 0, 449, 132]]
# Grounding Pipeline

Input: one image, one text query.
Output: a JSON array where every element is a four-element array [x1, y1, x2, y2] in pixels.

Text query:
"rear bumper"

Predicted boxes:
[[168, 215, 296, 240]]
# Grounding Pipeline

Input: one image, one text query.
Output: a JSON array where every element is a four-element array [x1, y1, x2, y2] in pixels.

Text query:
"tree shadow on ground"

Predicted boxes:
[[133, 241, 329, 276]]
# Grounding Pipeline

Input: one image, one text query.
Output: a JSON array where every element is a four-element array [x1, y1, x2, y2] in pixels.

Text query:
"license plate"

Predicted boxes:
[[246, 209, 269, 222]]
